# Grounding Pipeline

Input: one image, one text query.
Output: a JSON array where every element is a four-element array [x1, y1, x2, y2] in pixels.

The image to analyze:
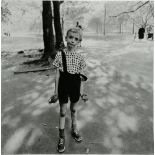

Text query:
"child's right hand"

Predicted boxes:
[[48, 94, 58, 104], [81, 94, 88, 102]]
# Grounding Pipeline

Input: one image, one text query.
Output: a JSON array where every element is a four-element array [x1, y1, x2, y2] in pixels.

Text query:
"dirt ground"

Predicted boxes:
[[1, 36, 154, 154]]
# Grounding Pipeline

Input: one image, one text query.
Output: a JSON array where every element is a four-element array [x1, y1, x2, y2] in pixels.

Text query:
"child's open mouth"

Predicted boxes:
[[69, 43, 75, 46]]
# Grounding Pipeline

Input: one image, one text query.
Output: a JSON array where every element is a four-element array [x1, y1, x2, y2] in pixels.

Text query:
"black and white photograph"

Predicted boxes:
[[1, 0, 154, 154]]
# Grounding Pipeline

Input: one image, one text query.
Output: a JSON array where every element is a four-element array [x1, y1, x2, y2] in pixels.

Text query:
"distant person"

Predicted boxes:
[[147, 26, 153, 40], [51, 28, 87, 153], [76, 22, 83, 47], [134, 32, 137, 40], [147, 33, 153, 40], [4, 32, 10, 37], [138, 27, 145, 39]]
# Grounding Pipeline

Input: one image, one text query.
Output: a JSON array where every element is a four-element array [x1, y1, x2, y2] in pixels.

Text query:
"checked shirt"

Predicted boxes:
[[53, 49, 86, 74]]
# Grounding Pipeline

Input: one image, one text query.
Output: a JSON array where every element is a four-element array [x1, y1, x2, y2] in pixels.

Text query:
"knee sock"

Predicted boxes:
[[59, 128, 65, 138], [71, 123, 77, 131]]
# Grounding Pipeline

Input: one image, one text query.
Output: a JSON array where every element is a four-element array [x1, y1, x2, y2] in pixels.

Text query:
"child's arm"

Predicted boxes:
[[54, 68, 60, 96], [48, 68, 59, 104], [80, 68, 86, 94], [80, 68, 88, 102]]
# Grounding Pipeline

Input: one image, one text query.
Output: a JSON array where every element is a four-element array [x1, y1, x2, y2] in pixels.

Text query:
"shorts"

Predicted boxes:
[[58, 71, 81, 104]]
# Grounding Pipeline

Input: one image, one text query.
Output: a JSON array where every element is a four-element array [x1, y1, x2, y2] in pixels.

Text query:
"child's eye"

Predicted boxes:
[[69, 36, 73, 39], [75, 38, 79, 41]]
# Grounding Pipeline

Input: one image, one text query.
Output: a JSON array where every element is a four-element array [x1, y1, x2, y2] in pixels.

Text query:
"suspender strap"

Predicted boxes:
[[61, 50, 67, 73]]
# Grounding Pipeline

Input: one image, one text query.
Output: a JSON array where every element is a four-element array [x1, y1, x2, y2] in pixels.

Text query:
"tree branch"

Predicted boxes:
[[110, 1, 149, 17], [149, 1, 154, 17]]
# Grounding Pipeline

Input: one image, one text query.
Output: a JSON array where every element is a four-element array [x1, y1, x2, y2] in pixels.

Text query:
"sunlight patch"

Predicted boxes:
[[32, 109, 44, 116], [104, 136, 122, 154], [3, 105, 14, 113], [109, 108, 120, 117], [87, 59, 101, 68], [2, 115, 11, 125], [95, 76, 109, 85], [76, 120, 85, 130], [44, 89, 55, 97], [38, 103, 49, 108], [109, 127, 120, 136], [109, 83, 121, 92], [26, 128, 42, 146], [44, 77, 54, 85], [29, 92, 40, 99], [124, 105, 135, 115], [95, 98, 106, 109], [8, 117, 21, 128], [22, 108, 32, 114], [30, 97, 45, 107], [118, 112, 138, 132], [104, 136, 111, 148], [107, 96, 118, 106], [107, 66, 116, 77], [94, 67, 106, 77], [105, 117, 114, 126], [80, 104, 97, 122], [35, 85, 42, 90], [112, 137, 123, 148], [3, 124, 33, 154], [18, 92, 40, 103]]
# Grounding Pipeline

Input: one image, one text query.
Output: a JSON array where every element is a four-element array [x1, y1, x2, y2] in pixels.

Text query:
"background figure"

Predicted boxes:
[[138, 27, 145, 39], [76, 21, 83, 47], [146, 26, 153, 40]]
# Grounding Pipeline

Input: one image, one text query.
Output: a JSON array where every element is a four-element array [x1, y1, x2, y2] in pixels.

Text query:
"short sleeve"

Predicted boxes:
[[79, 56, 86, 71], [53, 52, 61, 68]]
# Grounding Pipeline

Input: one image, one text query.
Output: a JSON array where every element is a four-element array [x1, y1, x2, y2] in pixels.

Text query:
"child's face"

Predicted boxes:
[[66, 31, 80, 48]]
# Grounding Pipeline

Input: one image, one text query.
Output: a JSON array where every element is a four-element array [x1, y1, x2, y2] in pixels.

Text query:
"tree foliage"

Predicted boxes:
[[109, 1, 154, 28], [1, 0, 11, 23], [1, 0, 154, 36], [62, 1, 91, 28]]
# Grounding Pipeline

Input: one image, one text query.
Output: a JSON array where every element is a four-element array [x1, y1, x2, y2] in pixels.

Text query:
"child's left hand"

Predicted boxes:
[[80, 74, 88, 81]]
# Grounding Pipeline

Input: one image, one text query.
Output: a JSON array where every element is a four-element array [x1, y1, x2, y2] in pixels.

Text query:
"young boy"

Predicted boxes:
[[52, 28, 86, 153]]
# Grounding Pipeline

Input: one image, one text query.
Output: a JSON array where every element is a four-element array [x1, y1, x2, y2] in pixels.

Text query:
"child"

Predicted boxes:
[[52, 28, 87, 153]]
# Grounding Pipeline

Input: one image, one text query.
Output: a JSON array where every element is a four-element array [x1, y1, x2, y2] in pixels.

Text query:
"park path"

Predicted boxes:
[[1, 38, 153, 154]]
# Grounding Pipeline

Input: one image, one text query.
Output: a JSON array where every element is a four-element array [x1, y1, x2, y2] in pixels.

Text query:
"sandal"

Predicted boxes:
[[81, 94, 88, 102], [71, 129, 83, 143]]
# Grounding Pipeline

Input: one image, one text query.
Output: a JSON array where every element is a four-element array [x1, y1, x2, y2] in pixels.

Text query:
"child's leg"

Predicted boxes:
[[57, 103, 67, 153], [70, 101, 83, 142], [59, 103, 67, 137], [70, 101, 78, 130]]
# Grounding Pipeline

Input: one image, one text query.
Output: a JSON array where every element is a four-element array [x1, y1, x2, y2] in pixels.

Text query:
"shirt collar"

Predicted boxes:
[[65, 48, 76, 54]]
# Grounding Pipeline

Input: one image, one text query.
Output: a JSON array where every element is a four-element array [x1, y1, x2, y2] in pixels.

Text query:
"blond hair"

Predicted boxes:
[[66, 28, 82, 41]]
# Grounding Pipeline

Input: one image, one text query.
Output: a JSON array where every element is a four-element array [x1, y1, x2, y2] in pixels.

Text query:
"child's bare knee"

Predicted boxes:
[[60, 110, 66, 117], [60, 107, 67, 117], [70, 106, 76, 113]]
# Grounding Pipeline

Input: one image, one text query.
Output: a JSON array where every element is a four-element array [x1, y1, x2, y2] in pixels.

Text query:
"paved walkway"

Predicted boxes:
[[1, 39, 153, 154]]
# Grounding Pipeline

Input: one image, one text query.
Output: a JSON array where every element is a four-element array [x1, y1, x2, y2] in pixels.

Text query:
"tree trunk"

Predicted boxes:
[[42, 1, 55, 60], [53, 1, 64, 50], [103, 2, 106, 35], [62, 17, 64, 36], [132, 20, 134, 34], [119, 23, 121, 33]]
